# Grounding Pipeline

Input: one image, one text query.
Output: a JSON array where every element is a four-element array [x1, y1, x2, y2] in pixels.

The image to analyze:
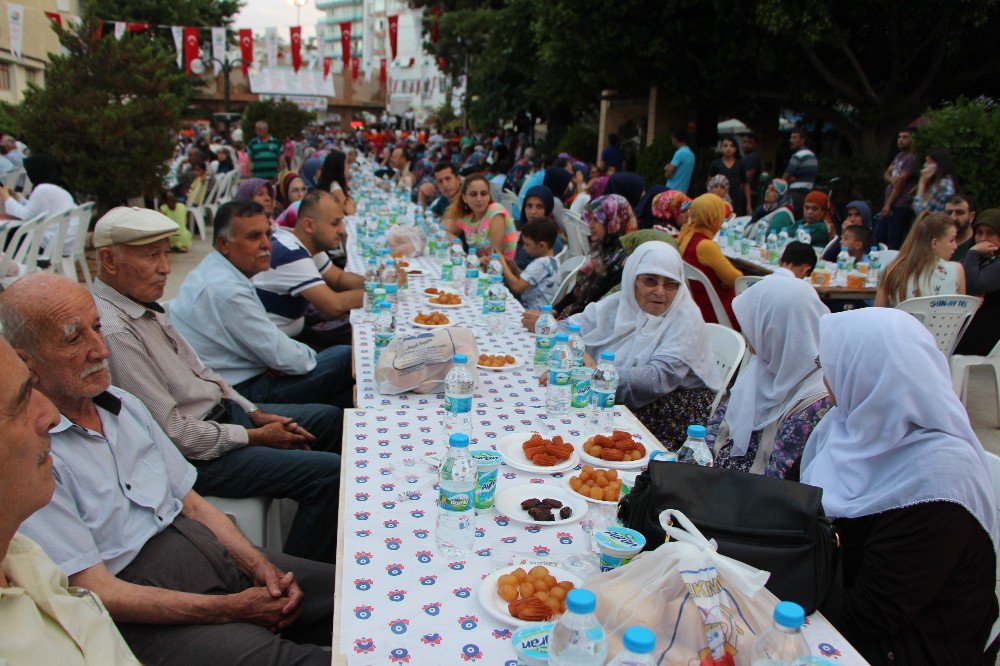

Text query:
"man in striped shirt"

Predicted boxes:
[[246, 121, 282, 181]]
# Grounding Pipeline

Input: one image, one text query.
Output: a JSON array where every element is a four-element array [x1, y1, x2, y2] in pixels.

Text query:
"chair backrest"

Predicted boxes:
[[39, 210, 73, 266], [488, 180, 502, 204], [552, 255, 586, 305], [682, 262, 734, 328], [896, 295, 982, 356], [562, 210, 590, 260], [499, 189, 519, 219], [3, 167, 23, 190], [1, 214, 46, 276], [734, 275, 763, 296], [878, 249, 900, 267], [200, 171, 227, 207], [552, 198, 566, 229], [705, 322, 747, 416]]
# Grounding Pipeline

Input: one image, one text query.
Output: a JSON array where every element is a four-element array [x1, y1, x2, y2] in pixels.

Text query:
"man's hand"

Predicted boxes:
[[250, 560, 304, 621], [248, 410, 315, 440], [225, 586, 297, 632], [521, 309, 541, 333], [247, 421, 313, 450]]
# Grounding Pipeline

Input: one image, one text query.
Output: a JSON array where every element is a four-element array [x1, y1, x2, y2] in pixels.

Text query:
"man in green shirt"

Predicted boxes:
[[945, 194, 976, 261], [246, 121, 282, 181]]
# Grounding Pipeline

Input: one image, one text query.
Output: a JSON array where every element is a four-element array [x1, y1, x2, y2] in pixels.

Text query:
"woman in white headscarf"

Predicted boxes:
[[566, 241, 721, 447], [801, 308, 998, 664], [706, 273, 832, 479]]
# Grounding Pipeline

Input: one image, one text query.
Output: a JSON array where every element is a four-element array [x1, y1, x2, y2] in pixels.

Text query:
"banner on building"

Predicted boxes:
[[211, 27, 226, 75], [379, 58, 387, 83], [323, 56, 332, 79], [239, 29, 253, 76], [290, 26, 302, 72], [351, 56, 359, 81], [7, 4, 23, 59], [184, 26, 199, 74], [339, 21, 352, 68], [265, 27, 278, 69], [171, 26, 184, 68], [387, 15, 398, 59]]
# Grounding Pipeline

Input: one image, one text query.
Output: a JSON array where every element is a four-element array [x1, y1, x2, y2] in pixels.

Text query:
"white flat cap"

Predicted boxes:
[[93, 207, 179, 248]]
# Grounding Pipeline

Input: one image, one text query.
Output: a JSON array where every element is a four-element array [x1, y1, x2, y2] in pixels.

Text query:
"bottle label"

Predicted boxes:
[[439, 487, 473, 512], [364, 281, 377, 295], [548, 368, 571, 387], [534, 335, 554, 365], [465, 268, 479, 280], [451, 256, 463, 266], [444, 393, 472, 414], [486, 299, 506, 314], [591, 389, 615, 410], [477, 276, 489, 296], [384, 284, 398, 296], [440, 263, 453, 281], [373, 333, 393, 362], [371, 293, 386, 311]]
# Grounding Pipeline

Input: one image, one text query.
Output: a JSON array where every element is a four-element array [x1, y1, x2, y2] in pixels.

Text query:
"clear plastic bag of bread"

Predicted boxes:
[[374, 326, 478, 394], [386, 224, 427, 257]]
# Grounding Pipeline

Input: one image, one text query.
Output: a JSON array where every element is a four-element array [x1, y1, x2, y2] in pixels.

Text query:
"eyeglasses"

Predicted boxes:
[[636, 275, 681, 291]]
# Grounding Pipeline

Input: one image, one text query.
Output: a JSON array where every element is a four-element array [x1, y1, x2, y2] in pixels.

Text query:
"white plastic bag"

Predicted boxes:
[[375, 327, 478, 394], [386, 224, 427, 257], [585, 509, 780, 665]]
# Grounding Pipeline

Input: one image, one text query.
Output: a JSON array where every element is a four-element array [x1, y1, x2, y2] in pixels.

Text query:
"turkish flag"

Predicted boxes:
[[323, 57, 332, 79], [438, 56, 446, 70], [44, 11, 61, 28], [183, 27, 200, 74], [239, 29, 252, 77], [351, 57, 359, 81], [127, 22, 150, 33], [432, 7, 439, 45], [379, 58, 387, 83], [290, 26, 302, 72], [387, 15, 398, 59], [339, 21, 352, 68]]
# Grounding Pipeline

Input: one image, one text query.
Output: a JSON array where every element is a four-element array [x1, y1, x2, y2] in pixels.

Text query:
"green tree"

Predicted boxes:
[[6, 17, 187, 212], [88, 0, 243, 29], [241, 98, 315, 142]]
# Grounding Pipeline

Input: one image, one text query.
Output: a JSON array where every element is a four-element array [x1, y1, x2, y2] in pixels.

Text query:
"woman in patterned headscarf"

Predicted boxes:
[[650, 189, 693, 234]]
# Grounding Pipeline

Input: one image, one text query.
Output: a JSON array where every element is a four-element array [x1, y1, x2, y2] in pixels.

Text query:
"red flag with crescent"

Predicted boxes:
[[351, 57, 359, 81], [239, 29, 252, 77], [183, 27, 199, 74], [387, 15, 398, 59], [379, 58, 387, 83], [290, 26, 302, 72], [323, 57, 332, 79], [44, 11, 62, 28], [127, 23, 150, 33], [340, 21, 352, 68]]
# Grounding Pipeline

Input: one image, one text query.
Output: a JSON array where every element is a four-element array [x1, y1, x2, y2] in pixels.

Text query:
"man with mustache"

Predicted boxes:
[[1, 275, 333, 665], [0, 337, 140, 663], [90, 207, 340, 564]]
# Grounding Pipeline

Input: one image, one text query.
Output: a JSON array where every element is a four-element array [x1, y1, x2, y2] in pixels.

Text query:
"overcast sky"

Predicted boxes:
[[236, 0, 325, 39]]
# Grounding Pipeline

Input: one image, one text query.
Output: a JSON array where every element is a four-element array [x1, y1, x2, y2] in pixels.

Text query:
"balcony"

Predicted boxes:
[[316, 0, 361, 10]]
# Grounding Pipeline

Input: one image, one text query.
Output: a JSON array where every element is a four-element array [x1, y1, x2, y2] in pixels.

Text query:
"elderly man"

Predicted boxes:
[[0, 337, 140, 664], [246, 120, 282, 181], [168, 201, 354, 407], [90, 208, 340, 563], [253, 190, 363, 346], [2, 275, 334, 666]]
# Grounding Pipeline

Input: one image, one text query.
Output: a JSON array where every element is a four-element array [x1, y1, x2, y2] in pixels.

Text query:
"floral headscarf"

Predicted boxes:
[[651, 190, 692, 228], [707, 174, 732, 204], [588, 176, 609, 200], [583, 194, 638, 238]]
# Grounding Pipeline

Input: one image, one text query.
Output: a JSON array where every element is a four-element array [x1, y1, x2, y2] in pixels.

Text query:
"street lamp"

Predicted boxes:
[[286, 0, 308, 26], [191, 55, 253, 135]]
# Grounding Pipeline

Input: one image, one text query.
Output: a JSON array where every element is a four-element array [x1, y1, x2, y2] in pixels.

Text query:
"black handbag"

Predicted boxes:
[[618, 459, 842, 616]]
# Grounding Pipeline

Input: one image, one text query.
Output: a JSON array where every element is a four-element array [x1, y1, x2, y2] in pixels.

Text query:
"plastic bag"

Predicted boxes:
[[386, 224, 427, 257], [586, 509, 780, 665], [375, 327, 478, 394]]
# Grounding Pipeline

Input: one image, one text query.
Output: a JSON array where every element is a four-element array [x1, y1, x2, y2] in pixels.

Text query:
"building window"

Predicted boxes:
[[26, 68, 38, 86], [0, 64, 10, 91]]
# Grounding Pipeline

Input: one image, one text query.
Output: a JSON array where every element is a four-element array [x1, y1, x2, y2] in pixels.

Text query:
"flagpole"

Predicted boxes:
[[286, 0, 307, 26]]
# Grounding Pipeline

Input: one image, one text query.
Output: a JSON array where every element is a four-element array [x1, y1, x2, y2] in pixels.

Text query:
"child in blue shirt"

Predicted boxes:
[[499, 218, 560, 309]]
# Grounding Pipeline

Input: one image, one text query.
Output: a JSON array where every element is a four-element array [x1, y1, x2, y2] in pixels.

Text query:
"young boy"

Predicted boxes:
[[778, 241, 817, 278], [840, 225, 872, 265], [499, 218, 560, 309]]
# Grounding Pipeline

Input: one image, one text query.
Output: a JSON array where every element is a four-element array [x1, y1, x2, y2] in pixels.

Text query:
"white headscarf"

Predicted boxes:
[[800, 308, 998, 551], [574, 241, 720, 390], [724, 274, 829, 456]]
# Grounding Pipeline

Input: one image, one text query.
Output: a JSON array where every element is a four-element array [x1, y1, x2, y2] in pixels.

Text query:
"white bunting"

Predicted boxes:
[[7, 4, 23, 60], [211, 27, 226, 74], [265, 27, 278, 69], [171, 26, 184, 68]]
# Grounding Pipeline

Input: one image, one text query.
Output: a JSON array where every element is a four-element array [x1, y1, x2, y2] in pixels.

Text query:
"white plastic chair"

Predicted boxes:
[[552, 198, 566, 230], [552, 255, 586, 305], [2, 167, 23, 190], [896, 295, 982, 357], [705, 323, 747, 416], [38, 210, 74, 271], [734, 275, 763, 296], [62, 202, 95, 285], [683, 262, 734, 328], [186, 173, 223, 240], [0, 214, 46, 287], [488, 180, 502, 204], [878, 249, 900, 267], [561, 210, 590, 260], [203, 496, 283, 549], [499, 189, 519, 219], [204, 169, 238, 223], [951, 340, 1000, 428]]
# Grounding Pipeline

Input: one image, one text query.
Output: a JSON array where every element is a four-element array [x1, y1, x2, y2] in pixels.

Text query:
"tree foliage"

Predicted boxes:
[[88, 0, 243, 28], [6, 18, 187, 211], [241, 99, 315, 142]]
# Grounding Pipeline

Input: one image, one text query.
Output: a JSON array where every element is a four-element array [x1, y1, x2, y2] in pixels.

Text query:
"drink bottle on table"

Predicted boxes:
[[566, 322, 585, 367], [485, 275, 507, 334], [382, 259, 399, 309], [487, 253, 503, 281], [677, 424, 713, 466], [534, 305, 558, 370], [607, 626, 657, 666], [363, 258, 380, 315], [443, 354, 474, 435], [867, 245, 881, 286], [373, 302, 395, 363], [464, 249, 480, 297], [548, 588, 607, 666], [436, 433, 477, 557], [447, 238, 465, 288], [751, 601, 810, 665], [590, 351, 619, 432], [546, 333, 573, 416], [371, 287, 387, 314]]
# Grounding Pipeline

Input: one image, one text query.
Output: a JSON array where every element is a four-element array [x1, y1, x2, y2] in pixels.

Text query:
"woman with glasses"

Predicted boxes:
[[565, 241, 722, 448], [678, 193, 744, 329]]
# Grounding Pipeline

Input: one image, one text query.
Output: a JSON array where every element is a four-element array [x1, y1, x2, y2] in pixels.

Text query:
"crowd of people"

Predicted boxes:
[[0, 110, 997, 666]]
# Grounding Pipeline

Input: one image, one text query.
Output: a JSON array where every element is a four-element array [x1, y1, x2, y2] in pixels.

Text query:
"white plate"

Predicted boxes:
[[478, 564, 583, 628], [476, 355, 524, 371], [426, 297, 467, 309], [577, 433, 651, 470], [561, 475, 621, 506], [410, 317, 453, 329], [495, 432, 579, 474], [422, 287, 458, 297], [494, 484, 588, 526]]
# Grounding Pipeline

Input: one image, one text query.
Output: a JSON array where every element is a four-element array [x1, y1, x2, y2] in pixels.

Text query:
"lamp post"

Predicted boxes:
[[192, 55, 253, 135], [286, 0, 308, 26]]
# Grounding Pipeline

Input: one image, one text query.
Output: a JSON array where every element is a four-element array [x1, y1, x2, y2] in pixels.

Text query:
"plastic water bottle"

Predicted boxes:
[[766, 233, 779, 265], [718, 222, 729, 247], [363, 258, 380, 315], [533, 305, 558, 370], [382, 259, 399, 309], [372, 302, 395, 363], [371, 287, 387, 315], [548, 588, 608, 666], [364, 216, 378, 257], [590, 351, 619, 432], [867, 245, 881, 286], [836, 249, 849, 278], [756, 223, 767, 247], [546, 333, 573, 416], [485, 275, 506, 334], [435, 433, 477, 558], [449, 239, 465, 290], [463, 249, 480, 297], [566, 322, 585, 368], [750, 601, 810, 665], [677, 424, 713, 466], [607, 626, 657, 666], [487, 252, 503, 281], [443, 354, 474, 436]]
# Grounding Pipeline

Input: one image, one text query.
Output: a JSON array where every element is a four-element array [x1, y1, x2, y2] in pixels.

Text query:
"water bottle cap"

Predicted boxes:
[[491, 253, 500, 259], [540, 304, 553, 313], [380, 302, 392, 310], [773, 601, 805, 629], [622, 626, 656, 654], [599, 351, 615, 362], [491, 275, 503, 282], [368, 258, 376, 264], [449, 433, 470, 448], [555, 333, 569, 342], [453, 238, 462, 244], [453, 354, 468, 364], [567, 323, 581, 333], [380, 248, 390, 255], [386, 259, 395, 265], [687, 424, 707, 438], [871, 245, 879, 252], [565, 588, 596, 614]]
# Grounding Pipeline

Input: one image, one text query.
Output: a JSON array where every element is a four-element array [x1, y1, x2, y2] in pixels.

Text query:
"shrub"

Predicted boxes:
[[241, 98, 315, 143], [556, 124, 598, 163], [635, 133, 673, 188], [817, 154, 886, 211]]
